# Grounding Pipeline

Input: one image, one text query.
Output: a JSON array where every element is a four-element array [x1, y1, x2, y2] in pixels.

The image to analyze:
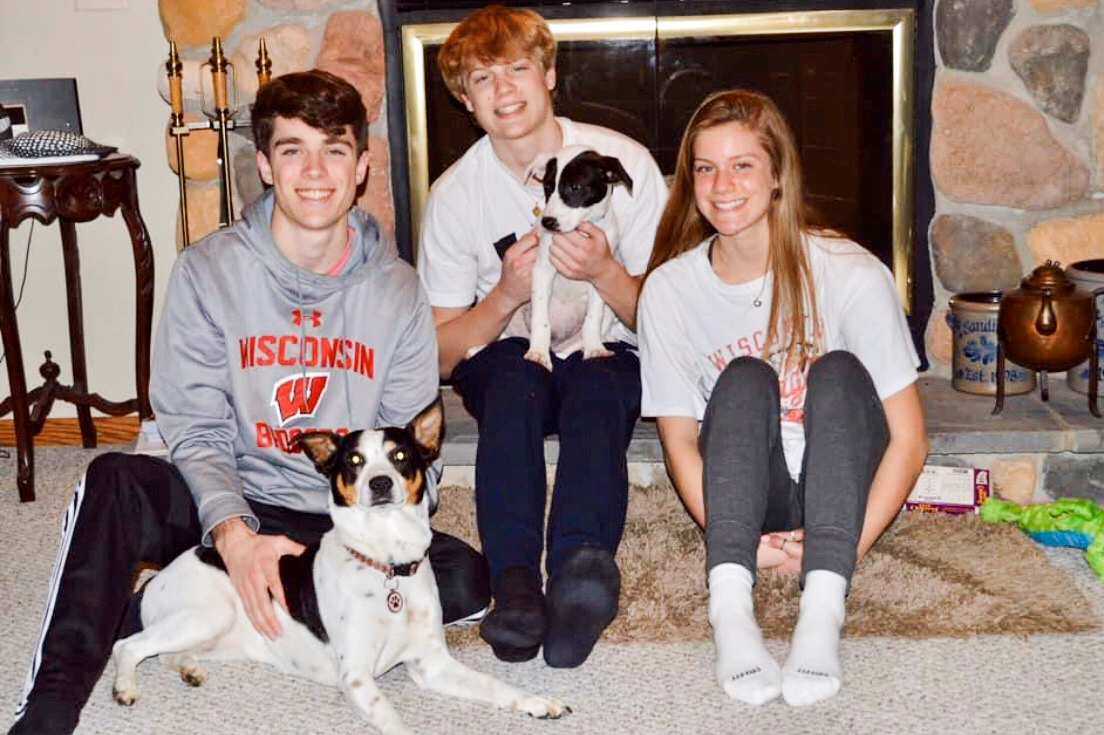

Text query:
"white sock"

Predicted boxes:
[[707, 563, 781, 705], [782, 569, 847, 706]]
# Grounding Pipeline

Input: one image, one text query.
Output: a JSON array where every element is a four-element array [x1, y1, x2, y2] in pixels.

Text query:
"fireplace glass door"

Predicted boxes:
[[402, 9, 915, 309]]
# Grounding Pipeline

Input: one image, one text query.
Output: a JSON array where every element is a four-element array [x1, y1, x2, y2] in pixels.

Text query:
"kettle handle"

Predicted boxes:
[[1035, 287, 1057, 336]]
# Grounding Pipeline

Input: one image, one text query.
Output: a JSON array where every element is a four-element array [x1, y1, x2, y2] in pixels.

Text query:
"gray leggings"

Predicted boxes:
[[700, 351, 890, 587]]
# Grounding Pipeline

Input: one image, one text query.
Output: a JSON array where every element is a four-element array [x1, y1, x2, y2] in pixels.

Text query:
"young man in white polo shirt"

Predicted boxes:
[[417, 5, 667, 668]]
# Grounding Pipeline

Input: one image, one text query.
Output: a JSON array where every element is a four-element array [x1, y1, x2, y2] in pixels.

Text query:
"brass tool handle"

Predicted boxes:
[[256, 38, 272, 88], [209, 37, 229, 113], [167, 41, 184, 124]]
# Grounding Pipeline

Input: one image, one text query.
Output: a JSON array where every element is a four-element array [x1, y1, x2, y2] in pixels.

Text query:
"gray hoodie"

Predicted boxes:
[[150, 191, 439, 544]]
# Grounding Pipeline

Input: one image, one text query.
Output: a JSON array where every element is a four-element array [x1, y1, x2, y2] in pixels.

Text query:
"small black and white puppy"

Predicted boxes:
[[111, 398, 568, 735], [520, 145, 633, 370]]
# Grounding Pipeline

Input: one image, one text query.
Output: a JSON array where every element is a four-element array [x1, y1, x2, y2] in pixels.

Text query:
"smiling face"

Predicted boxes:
[[255, 115, 369, 261], [691, 121, 777, 252], [460, 56, 557, 145]]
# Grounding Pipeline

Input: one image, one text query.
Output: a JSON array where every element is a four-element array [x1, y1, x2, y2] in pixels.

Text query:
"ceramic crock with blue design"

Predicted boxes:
[[948, 291, 1035, 396], [1066, 259, 1104, 395]]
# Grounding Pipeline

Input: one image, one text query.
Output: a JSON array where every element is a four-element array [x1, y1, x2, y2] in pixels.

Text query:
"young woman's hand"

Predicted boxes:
[[756, 529, 804, 575]]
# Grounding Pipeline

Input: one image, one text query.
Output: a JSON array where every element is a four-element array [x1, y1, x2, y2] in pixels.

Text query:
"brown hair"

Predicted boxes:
[[437, 5, 557, 100], [647, 88, 821, 369], [252, 69, 368, 157]]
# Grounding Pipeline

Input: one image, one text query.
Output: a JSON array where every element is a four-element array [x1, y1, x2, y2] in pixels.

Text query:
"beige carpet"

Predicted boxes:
[[435, 482, 1099, 648], [5, 449, 1104, 735]]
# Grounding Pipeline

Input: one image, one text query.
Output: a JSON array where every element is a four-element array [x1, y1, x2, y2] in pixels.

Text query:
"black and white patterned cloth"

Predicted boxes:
[[0, 130, 116, 160]]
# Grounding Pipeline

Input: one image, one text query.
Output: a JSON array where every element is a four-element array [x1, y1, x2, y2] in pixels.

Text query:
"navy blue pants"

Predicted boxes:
[[10, 452, 488, 735], [700, 352, 890, 588], [451, 337, 641, 582]]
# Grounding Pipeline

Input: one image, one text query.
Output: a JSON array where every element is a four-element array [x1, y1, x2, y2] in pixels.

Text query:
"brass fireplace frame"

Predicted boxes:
[[401, 8, 916, 309]]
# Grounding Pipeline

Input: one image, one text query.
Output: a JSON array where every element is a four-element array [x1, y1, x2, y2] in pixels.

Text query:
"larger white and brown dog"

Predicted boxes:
[[520, 144, 633, 370], [110, 398, 568, 735]]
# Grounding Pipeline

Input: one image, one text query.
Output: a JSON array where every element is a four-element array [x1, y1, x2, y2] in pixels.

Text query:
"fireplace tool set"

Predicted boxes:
[[165, 37, 272, 247], [993, 260, 1103, 417]]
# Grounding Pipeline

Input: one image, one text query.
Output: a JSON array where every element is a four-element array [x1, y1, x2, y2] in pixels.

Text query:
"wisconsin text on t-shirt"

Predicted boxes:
[[703, 320, 825, 424]]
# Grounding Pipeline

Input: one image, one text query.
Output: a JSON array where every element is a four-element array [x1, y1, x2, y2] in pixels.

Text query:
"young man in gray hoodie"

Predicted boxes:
[[8, 70, 490, 735]]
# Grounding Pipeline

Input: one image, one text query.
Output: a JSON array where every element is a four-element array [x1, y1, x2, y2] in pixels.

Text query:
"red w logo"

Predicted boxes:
[[271, 373, 329, 426], [292, 309, 322, 327]]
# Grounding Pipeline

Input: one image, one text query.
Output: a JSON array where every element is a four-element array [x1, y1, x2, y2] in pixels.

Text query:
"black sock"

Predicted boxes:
[[543, 545, 620, 668], [479, 566, 546, 662]]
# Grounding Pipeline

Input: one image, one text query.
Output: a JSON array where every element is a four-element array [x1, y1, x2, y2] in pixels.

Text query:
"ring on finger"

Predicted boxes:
[[789, 530, 797, 542]]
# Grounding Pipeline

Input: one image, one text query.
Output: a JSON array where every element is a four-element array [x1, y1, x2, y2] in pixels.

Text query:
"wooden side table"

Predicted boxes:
[[0, 154, 154, 501]]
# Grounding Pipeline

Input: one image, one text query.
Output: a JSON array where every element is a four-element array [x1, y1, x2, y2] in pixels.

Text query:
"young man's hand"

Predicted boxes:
[[549, 221, 614, 284], [211, 517, 306, 639], [497, 231, 539, 307]]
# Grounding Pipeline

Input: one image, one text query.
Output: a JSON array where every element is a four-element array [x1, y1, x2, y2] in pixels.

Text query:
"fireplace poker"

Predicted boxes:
[[208, 37, 235, 228], [166, 41, 191, 247]]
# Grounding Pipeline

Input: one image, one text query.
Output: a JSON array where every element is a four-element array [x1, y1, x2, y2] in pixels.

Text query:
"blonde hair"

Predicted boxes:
[[647, 89, 821, 369], [437, 5, 557, 101]]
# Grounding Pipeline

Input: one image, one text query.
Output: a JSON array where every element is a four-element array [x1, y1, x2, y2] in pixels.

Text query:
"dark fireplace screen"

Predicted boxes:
[[402, 10, 915, 308]]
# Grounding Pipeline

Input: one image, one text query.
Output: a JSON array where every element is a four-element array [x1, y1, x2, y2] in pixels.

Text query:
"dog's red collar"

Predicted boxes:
[[345, 546, 422, 578]]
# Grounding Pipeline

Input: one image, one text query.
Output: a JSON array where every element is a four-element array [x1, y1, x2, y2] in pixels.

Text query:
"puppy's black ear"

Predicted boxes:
[[407, 394, 445, 463], [297, 431, 341, 474], [599, 156, 633, 196], [541, 156, 558, 202]]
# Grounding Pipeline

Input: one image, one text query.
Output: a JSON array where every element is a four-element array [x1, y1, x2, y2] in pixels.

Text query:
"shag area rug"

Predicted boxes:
[[434, 482, 1099, 647]]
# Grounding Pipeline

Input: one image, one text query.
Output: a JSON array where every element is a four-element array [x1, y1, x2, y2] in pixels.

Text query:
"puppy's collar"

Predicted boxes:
[[345, 545, 422, 577]]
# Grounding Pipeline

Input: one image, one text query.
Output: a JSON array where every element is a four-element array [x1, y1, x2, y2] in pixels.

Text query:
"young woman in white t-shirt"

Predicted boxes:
[[637, 89, 928, 707]]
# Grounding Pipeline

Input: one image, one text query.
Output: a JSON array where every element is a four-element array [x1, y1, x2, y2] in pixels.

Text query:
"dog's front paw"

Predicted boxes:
[[524, 349, 553, 371], [112, 683, 141, 707], [521, 695, 571, 720], [582, 345, 613, 360]]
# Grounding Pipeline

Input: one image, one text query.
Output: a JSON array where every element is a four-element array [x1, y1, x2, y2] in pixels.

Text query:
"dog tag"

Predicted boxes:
[[532, 205, 541, 217], [387, 589, 404, 614]]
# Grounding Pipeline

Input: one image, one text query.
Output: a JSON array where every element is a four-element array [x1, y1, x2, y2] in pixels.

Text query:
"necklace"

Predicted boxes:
[[709, 239, 766, 307]]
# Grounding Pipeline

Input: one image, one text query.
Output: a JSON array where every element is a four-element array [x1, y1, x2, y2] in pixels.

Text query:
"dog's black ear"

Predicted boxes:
[[598, 156, 633, 196], [297, 431, 341, 474], [541, 156, 558, 202], [407, 394, 445, 463]]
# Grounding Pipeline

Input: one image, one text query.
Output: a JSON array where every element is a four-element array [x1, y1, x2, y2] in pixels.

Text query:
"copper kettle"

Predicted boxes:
[[994, 261, 1100, 416], [998, 261, 1094, 370]]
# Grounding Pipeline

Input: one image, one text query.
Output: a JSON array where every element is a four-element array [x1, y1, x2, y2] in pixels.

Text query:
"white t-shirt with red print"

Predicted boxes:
[[638, 232, 919, 481]]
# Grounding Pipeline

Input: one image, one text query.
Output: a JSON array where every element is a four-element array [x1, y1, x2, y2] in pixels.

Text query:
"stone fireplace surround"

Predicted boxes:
[[154, 0, 1104, 386]]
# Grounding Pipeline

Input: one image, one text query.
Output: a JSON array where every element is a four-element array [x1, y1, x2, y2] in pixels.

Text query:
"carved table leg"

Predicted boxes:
[[0, 220, 35, 501], [60, 219, 96, 448], [119, 169, 154, 421]]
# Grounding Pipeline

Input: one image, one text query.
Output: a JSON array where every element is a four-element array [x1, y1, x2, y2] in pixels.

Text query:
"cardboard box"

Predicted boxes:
[[905, 465, 990, 514]]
